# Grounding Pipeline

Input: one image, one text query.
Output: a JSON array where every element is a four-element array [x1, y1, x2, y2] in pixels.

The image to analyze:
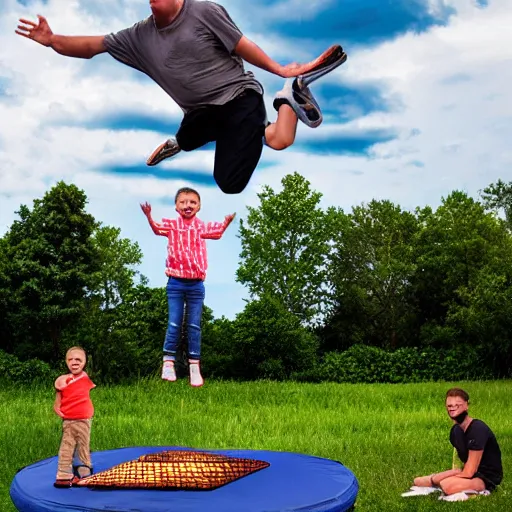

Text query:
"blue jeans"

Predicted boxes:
[[163, 277, 205, 360]]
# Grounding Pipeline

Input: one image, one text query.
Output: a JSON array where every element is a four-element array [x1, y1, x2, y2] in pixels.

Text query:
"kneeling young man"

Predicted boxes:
[[413, 387, 503, 495]]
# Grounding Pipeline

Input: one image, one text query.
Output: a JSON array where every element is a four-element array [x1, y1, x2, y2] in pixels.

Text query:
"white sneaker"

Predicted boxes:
[[439, 490, 490, 501], [189, 362, 204, 387], [401, 486, 441, 497], [161, 361, 176, 381], [439, 492, 469, 502], [273, 79, 323, 128]]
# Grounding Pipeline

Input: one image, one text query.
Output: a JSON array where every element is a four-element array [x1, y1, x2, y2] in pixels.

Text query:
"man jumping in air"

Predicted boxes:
[[16, 0, 346, 194]]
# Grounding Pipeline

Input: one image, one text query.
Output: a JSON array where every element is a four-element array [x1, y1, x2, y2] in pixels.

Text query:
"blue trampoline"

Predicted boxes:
[[10, 446, 358, 512]]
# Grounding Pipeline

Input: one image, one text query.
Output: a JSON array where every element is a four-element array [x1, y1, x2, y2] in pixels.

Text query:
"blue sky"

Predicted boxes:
[[1, 0, 511, 320]]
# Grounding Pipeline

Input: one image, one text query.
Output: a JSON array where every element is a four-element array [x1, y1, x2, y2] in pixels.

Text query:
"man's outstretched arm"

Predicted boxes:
[[235, 36, 302, 78], [235, 36, 329, 79], [16, 15, 106, 59]]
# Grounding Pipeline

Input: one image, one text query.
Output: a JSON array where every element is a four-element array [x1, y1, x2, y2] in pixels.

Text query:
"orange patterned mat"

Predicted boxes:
[[75, 450, 270, 490]]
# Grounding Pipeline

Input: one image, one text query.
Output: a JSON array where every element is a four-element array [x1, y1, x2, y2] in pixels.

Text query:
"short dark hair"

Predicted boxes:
[[175, 187, 200, 203], [446, 388, 469, 402]]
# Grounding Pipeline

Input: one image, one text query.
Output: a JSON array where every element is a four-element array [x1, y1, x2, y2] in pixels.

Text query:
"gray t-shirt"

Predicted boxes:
[[104, 0, 264, 113]]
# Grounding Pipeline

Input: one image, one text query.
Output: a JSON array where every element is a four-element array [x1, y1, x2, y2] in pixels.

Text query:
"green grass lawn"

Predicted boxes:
[[1, 379, 510, 511]]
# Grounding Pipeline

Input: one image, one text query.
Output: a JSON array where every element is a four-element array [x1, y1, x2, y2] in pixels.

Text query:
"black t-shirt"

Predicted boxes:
[[450, 419, 503, 484]]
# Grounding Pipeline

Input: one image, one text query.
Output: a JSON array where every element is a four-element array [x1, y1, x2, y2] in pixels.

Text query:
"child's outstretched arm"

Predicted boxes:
[[201, 213, 236, 240], [140, 202, 171, 237]]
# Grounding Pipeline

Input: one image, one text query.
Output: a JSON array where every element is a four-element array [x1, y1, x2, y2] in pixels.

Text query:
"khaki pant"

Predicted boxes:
[[57, 419, 92, 479]]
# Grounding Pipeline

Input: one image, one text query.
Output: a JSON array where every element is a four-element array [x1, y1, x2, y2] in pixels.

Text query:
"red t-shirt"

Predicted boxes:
[[58, 372, 95, 420]]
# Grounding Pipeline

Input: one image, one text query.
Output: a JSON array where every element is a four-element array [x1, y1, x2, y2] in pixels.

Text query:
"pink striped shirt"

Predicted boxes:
[[151, 214, 231, 280]]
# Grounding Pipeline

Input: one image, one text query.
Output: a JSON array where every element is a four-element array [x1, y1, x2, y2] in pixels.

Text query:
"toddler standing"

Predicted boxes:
[[53, 346, 95, 487]]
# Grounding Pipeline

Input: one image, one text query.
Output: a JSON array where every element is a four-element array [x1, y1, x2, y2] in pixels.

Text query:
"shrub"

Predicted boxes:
[[0, 350, 59, 386], [294, 344, 493, 383], [229, 294, 319, 381]]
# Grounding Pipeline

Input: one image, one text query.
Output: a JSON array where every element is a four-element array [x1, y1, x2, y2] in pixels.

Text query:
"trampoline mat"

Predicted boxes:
[[10, 446, 358, 512]]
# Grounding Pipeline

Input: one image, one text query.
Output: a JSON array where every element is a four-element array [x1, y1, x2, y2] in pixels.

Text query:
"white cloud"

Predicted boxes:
[[1, 0, 511, 319]]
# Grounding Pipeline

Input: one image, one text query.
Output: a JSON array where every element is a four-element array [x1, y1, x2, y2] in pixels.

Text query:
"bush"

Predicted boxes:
[[229, 294, 319, 381], [294, 344, 493, 383], [0, 350, 59, 386], [201, 317, 238, 380]]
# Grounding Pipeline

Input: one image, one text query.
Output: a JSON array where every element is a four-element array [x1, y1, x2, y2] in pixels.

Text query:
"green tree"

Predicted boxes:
[[325, 200, 418, 350], [89, 285, 167, 382], [413, 191, 509, 347], [481, 179, 512, 229], [0, 238, 13, 353], [62, 225, 147, 380], [229, 294, 319, 380], [237, 172, 338, 324], [88, 225, 144, 309], [448, 267, 512, 377], [200, 315, 237, 379], [3, 182, 99, 362]]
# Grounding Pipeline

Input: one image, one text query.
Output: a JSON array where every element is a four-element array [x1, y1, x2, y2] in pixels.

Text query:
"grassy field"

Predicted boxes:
[[1, 379, 510, 511]]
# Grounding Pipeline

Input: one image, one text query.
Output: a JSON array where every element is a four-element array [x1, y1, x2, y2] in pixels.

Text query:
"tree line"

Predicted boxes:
[[1, 175, 511, 384]]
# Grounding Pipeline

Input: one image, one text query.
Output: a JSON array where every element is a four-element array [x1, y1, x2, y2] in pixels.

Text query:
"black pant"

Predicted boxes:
[[176, 90, 267, 194]]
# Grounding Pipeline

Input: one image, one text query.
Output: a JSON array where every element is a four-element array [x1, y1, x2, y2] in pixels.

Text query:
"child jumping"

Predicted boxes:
[[141, 187, 234, 387], [16, 0, 347, 194], [53, 346, 96, 488]]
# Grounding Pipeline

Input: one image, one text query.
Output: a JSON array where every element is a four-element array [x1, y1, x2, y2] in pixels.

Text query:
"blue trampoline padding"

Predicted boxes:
[[10, 446, 358, 512]]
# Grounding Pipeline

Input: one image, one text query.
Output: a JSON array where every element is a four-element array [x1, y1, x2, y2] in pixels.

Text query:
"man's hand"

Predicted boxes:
[[280, 45, 344, 78], [280, 63, 306, 78], [16, 15, 53, 47], [280, 61, 329, 78], [16, 16, 106, 58], [140, 202, 152, 217]]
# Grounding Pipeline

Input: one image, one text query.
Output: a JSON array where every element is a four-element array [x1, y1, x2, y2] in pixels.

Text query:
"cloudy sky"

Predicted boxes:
[[1, 0, 511, 320]]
